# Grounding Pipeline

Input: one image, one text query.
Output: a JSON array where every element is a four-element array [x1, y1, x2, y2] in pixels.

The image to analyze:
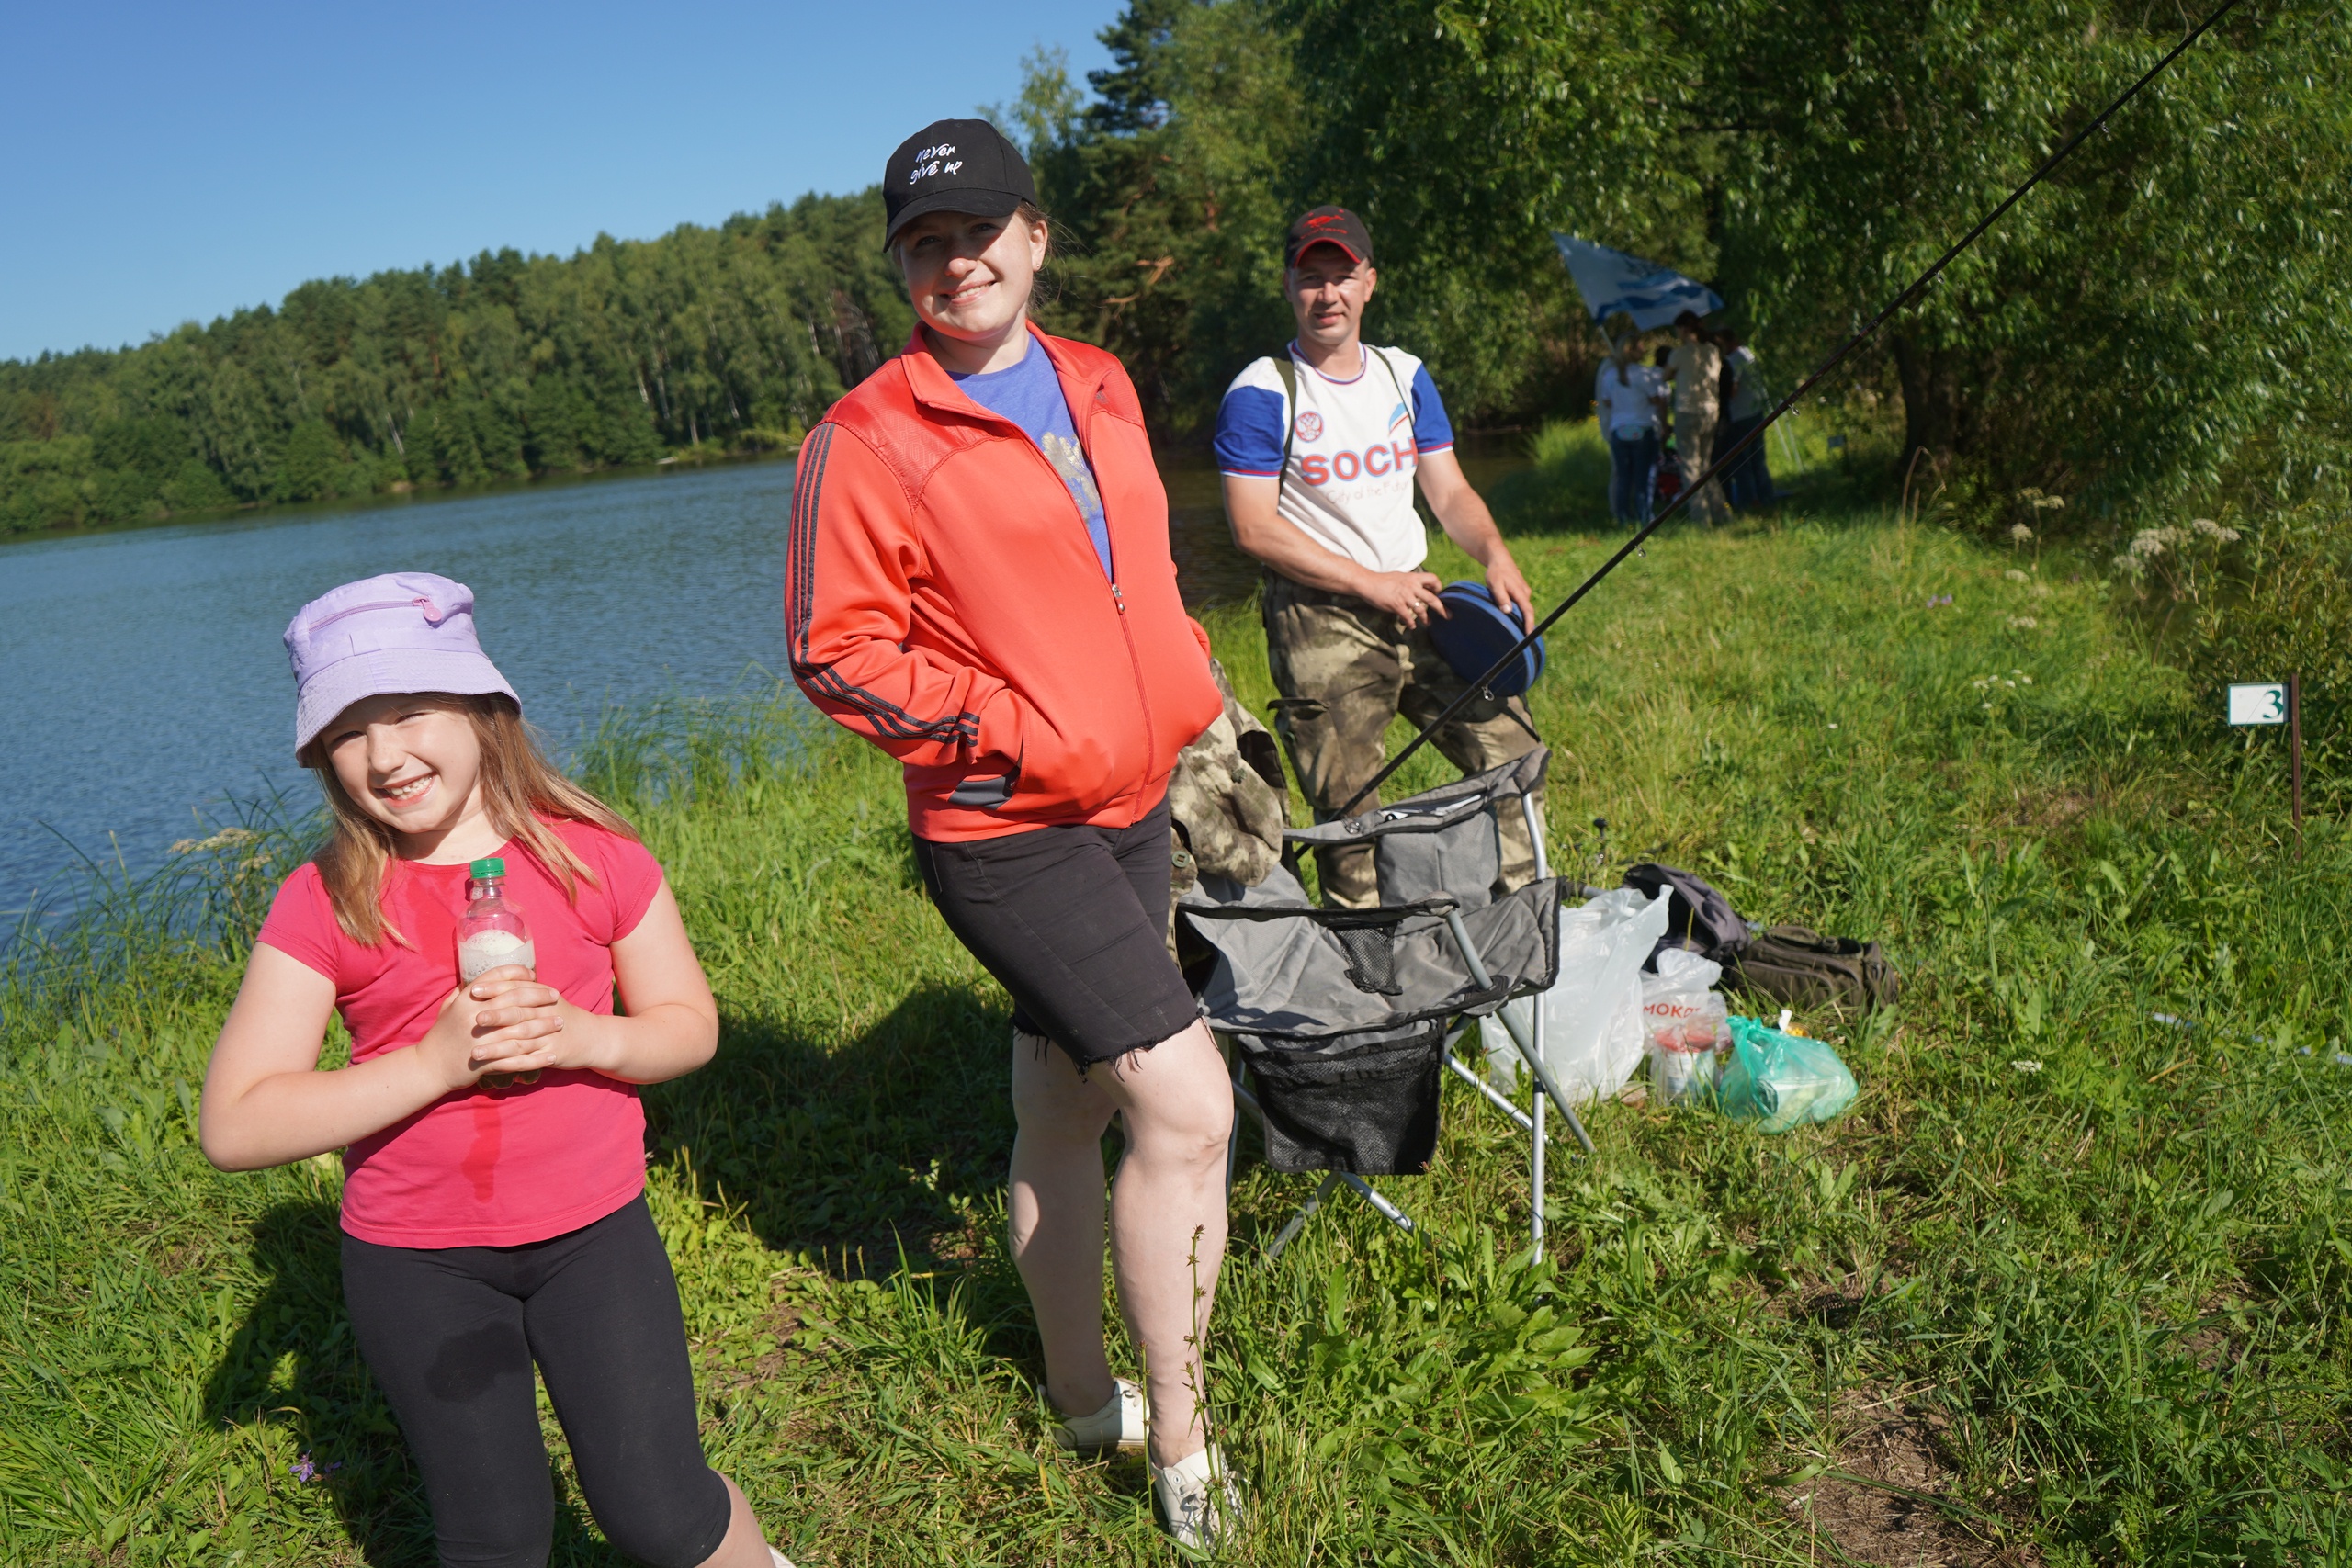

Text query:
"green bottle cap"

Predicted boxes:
[[469, 857, 506, 878]]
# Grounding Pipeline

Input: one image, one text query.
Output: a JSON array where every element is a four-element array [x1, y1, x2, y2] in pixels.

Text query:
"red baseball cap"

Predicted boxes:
[[1283, 206, 1374, 269]]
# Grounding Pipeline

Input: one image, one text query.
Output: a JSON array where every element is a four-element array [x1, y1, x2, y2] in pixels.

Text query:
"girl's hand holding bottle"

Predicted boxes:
[[418, 964, 569, 1091]]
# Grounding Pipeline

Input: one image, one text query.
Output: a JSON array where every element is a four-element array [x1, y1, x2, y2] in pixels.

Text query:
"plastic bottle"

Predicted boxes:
[[457, 857, 538, 1088]]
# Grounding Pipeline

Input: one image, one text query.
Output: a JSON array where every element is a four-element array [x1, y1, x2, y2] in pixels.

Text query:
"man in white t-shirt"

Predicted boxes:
[[1214, 206, 1543, 908]]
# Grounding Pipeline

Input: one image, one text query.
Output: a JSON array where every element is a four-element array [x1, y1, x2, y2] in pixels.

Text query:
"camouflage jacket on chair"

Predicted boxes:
[[1167, 659, 1290, 897]]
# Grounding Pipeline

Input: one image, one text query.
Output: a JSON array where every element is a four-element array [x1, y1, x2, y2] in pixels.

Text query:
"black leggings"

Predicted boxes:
[[341, 1195, 733, 1568]]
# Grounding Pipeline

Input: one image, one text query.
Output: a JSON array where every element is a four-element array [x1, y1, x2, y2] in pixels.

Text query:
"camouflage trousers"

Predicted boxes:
[[1261, 573, 1547, 908]]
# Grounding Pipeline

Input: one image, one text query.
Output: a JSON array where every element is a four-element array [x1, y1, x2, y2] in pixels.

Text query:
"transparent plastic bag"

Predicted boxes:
[[1483, 886, 1668, 1101], [1641, 951, 1730, 1104], [1717, 1015, 1858, 1132]]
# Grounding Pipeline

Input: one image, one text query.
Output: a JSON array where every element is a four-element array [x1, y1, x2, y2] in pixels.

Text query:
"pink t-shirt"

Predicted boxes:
[[256, 818, 665, 1248]]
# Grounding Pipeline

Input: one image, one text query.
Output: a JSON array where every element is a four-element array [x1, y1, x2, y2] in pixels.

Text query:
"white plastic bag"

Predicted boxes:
[[1483, 886, 1669, 1102]]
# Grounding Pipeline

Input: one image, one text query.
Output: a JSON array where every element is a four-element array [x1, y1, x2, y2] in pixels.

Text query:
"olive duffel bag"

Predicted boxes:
[[1721, 924, 1903, 1013]]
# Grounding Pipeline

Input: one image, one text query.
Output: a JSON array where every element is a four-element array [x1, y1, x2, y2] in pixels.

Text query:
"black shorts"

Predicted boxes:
[[340, 1196, 732, 1568], [913, 797, 1200, 1066]]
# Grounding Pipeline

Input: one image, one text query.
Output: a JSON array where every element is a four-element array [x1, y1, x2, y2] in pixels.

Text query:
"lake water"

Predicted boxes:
[[0, 446, 1526, 908], [0, 456, 1272, 908]]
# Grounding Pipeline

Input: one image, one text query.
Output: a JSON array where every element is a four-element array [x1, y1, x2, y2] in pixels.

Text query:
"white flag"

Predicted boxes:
[[1553, 235, 1724, 331]]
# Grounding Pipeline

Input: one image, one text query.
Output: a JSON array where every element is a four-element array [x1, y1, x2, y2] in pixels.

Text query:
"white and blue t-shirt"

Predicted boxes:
[[1213, 344, 1454, 574], [952, 340, 1113, 580]]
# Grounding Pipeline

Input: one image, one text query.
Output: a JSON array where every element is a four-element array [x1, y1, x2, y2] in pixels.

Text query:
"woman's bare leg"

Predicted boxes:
[[1096, 1019, 1232, 1468], [1009, 1031, 1120, 1416], [1010, 1021, 1235, 1463]]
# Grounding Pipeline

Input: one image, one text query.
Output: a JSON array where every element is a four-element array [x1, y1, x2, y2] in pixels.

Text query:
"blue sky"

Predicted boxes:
[[0, 1, 1123, 362]]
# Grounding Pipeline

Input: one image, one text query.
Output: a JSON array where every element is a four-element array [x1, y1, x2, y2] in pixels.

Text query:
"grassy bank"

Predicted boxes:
[[5, 460, 2349, 1564]]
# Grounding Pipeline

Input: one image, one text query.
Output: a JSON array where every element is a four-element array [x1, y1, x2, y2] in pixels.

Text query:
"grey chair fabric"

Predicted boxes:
[[1179, 749, 1560, 1176], [1184, 864, 1562, 1041], [1284, 749, 1551, 911]]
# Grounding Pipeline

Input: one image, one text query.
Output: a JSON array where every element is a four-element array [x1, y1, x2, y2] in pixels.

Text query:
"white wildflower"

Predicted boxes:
[[2006, 569, 2030, 581], [172, 826, 259, 854], [2009, 616, 2039, 629], [2010, 524, 2035, 543], [2189, 517, 2241, 543], [2011, 1059, 2044, 1074]]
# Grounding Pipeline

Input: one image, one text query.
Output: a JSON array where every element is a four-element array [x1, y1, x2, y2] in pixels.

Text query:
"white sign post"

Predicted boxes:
[[2228, 679, 2302, 853]]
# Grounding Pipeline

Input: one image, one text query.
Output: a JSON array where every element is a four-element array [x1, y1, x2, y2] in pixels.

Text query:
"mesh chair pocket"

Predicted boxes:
[[1238, 1021, 1447, 1175], [1332, 925, 1404, 995]]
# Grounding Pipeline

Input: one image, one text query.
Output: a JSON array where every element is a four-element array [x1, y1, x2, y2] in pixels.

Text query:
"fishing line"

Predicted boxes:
[[1341, 0, 2247, 817]]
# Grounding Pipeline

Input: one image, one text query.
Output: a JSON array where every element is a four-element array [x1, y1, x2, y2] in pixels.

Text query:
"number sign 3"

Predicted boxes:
[[2227, 682, 2288, 726]]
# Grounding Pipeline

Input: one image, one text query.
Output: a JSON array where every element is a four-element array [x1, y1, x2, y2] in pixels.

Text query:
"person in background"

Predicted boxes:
[[784, 119, 1239, 1549], [200, 575, 794, 1568], [1649, 345, 1682, 513], [1594, 333, 1664, 525], [1714, 330, 1774, 510], [1666, 311, 1728, 525], [1214, 205, 1543, 909]]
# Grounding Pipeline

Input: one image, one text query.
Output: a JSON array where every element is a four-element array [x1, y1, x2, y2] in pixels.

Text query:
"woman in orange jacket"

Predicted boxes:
[[784, 119, 1240, 1548]]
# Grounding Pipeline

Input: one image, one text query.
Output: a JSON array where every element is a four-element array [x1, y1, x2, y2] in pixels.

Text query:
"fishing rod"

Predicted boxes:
[[1342, 0, 2247, 817]]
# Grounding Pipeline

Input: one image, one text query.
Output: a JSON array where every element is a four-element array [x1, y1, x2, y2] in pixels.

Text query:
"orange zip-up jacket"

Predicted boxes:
[[786, 326, 1221, 841]]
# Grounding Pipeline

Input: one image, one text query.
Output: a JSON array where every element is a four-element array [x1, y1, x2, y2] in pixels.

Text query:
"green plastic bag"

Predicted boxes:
[[1718, 1016, 1857, 1132]]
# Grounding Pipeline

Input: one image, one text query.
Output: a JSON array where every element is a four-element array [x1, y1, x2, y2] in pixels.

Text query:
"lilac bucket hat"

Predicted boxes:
[[284, 572, 520, 758]]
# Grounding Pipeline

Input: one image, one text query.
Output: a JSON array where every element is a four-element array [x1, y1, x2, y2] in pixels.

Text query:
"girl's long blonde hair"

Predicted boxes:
[[300, 693, 639, 945]]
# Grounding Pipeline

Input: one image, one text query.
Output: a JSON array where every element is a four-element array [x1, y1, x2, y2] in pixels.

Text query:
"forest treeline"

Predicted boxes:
[[0, 196, 912, 534], [4, 0, 2346, 541]]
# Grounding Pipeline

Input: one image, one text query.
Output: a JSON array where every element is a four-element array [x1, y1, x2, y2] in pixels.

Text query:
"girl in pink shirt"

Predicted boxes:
[[200, 573, 791, 1568]]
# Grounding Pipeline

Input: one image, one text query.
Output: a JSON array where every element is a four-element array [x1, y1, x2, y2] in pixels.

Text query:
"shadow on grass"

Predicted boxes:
[[201, 1202, 458, 1565], [650, 983, 1017, 1264], [648, 981, 1060, 1367]]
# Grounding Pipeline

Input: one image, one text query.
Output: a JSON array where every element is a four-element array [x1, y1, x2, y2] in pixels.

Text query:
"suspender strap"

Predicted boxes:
[[1273, 354, 1299, 515], [1366, 344, 1410, 417]]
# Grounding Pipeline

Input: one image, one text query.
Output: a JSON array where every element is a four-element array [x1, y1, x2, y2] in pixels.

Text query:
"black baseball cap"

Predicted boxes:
[[1283, 206, 1374, 269], [883, 118, 1038, 248]]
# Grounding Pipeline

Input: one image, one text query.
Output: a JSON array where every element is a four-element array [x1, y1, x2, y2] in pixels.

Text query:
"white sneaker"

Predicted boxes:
[[768, 1549, 797, 1568], [1152, 1444, 1242, 1551], [1051, 1376, 1149, 1455]]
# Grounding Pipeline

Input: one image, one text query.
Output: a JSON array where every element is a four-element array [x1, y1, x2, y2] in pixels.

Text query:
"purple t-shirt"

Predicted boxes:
[[952, 341, 1113, 580]]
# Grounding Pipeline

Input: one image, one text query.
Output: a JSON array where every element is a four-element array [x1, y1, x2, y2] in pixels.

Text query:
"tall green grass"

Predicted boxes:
[[3, 485, 2348, 1563]]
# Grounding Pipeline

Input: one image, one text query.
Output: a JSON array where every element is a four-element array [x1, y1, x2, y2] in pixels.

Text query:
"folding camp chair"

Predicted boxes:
[[1179, 748, 1589, 1262]]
